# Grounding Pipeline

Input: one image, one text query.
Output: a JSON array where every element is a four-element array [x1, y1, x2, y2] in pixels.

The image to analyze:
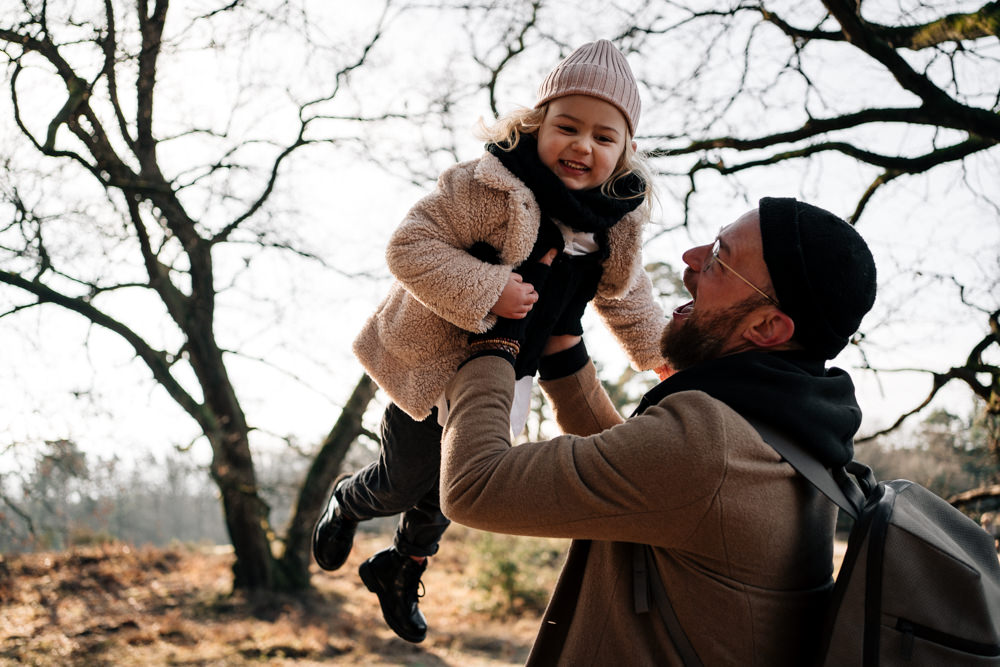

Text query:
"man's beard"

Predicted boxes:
[[660, 298, 763, 372]]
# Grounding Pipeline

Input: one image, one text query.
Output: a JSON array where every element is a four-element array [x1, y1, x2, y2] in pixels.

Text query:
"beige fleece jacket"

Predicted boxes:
[[353, 151, 667, 420], [442, 356, 838, 666]]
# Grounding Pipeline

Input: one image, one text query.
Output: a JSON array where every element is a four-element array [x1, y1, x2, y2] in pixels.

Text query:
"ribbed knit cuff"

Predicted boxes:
[[538, 339, 589, 380], [459, 348, 516, 371]]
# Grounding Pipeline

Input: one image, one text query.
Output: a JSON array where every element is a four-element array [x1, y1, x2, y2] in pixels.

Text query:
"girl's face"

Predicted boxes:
[[535, 95, 628, 191]]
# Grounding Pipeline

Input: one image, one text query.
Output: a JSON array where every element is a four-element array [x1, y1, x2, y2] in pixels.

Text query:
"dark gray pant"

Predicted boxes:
[[336, 402, 450, 558]]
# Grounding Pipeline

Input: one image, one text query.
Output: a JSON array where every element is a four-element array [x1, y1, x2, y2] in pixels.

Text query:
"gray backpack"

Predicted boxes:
[[642, 423, 1000, 666], [758, 422, 1000, 666]]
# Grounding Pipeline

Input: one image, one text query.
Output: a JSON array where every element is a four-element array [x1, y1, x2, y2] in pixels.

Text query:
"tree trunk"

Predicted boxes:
[[210, 427, 278, 591], [949, 484, 1000, 508], [277, 373, 378, 589]]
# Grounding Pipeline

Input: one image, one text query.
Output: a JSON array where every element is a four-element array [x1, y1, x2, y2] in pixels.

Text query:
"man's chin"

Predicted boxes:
[[661, 305, 691, 344], [661, 313, 728, 372], [659, 322, 687, 371]]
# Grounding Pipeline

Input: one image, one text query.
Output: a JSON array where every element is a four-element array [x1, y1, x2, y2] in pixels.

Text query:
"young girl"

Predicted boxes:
[[313, 39, 670, 643]]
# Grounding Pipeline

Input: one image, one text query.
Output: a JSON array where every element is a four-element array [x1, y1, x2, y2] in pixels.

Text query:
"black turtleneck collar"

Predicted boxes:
[[633, 350, 861, 468]]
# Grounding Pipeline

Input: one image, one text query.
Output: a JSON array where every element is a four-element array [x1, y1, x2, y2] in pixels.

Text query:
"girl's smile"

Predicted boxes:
[[559, 158, 590, 173]]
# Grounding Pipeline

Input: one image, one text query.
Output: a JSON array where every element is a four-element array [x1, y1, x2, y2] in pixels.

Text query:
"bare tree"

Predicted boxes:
[[3, 0, 998, 592], [0, 1, 393, 590], [638, 0, 1000, 474], [618, 2, 997, 212]]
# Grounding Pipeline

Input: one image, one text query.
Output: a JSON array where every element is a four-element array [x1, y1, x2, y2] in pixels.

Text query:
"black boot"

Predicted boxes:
[[312, 475, 358, 571], [358, 547, 428, 643]]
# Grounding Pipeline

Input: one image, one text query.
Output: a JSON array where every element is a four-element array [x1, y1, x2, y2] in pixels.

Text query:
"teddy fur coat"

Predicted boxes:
[[353, 151, 667, 420]]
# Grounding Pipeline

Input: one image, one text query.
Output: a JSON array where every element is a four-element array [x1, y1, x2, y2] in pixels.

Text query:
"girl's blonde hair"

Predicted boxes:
[[475, 104, 655, 213]]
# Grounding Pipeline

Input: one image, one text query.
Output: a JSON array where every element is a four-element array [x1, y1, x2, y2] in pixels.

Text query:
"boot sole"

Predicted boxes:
[[359, 560, 427, 644]]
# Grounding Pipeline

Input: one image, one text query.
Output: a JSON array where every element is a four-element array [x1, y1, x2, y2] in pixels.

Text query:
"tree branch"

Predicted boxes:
[[858, 363, 997, 442], [471, 0, 541, 118], [849, 168, 903, 223], [878, 2, 1000, 50], [677, 135, 994, 182], [650, 107, 984, 156], [949, 483, 1000, 506], [210, 6, 390, 244], [100, 0, 137, 156], [760, 2, 1000, 50], [135, 0, 168, 174], [822, 0, 1000, 139], [0, 269, 210, 432]]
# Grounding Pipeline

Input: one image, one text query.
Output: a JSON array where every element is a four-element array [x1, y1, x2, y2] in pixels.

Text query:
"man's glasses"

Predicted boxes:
[[704, 239, 779, 307]]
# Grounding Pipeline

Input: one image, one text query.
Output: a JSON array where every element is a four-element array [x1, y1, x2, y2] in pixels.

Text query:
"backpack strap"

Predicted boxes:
[[748, 418, 868, 519], [633, 544, 704, 667], [631, 418, 874, 666]]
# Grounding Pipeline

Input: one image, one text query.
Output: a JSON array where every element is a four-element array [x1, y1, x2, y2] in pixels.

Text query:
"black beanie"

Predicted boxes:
[[758, 197, 877, 360]]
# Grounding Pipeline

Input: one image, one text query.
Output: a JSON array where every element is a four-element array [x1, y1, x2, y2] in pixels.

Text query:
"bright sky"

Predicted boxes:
[[2, 0, 998, 472]]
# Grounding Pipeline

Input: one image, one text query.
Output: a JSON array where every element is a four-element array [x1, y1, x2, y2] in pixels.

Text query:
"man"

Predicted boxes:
[[439, 197, 877, 665]]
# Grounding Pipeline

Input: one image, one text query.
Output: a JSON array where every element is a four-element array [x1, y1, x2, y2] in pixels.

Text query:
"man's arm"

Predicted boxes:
[[538, 356, 624, 436], [440, 355, 727, 545]]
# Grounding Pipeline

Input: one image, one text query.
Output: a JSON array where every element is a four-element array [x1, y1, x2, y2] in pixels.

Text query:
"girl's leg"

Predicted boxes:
[[394, 479, 450, 558], [336, 402, 446, 644], [337, 402, 449, 554]]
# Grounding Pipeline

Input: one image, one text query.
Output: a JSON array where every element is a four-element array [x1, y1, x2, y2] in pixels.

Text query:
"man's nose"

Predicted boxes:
[[682, 243, 711, 271]]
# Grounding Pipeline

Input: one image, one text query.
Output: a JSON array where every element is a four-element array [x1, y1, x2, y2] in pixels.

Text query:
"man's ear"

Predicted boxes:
[[742, 309, 796, 348]]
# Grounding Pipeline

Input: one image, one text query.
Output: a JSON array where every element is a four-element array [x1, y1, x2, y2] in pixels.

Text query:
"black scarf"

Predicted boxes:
[[486, 136, 644, 240], [633, 350, 860, 468]]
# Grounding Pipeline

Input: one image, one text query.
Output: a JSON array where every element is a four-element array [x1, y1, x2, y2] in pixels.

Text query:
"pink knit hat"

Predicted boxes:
[[535, 39, 641, 135]]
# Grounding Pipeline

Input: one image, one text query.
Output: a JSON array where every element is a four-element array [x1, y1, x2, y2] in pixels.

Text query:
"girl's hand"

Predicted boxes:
[[490, 249, 558, 319], [491, 272, 538, 319]]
